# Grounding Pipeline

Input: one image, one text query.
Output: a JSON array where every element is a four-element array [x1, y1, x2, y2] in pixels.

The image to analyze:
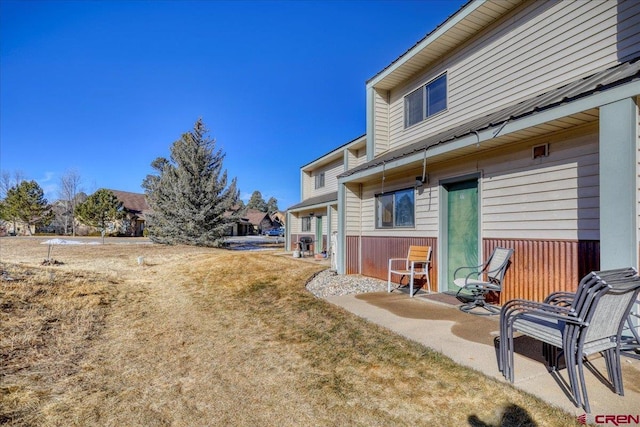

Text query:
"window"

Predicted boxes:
[[376, 188, 415, 228], [315, 172, 325, 189], [302, 216, 311, 232], [404, 73, 447, 128]]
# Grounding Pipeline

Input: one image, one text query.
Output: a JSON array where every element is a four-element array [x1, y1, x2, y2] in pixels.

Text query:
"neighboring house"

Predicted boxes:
[[300, 0, 640, 304], [107, 189, 150, 237], [286, 135, 367, 255], [245, 209, 284, 235]]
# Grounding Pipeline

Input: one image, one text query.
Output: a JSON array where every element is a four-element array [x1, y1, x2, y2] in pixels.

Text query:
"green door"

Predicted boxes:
[[446, 180, 479, 293], [315, 216, 323, 254]]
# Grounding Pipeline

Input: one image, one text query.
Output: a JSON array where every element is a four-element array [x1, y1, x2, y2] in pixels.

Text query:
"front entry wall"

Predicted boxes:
[[346, 235, 599, 303]]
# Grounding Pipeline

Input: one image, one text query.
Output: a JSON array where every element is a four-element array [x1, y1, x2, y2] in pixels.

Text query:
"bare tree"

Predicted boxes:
[[0, 170, 26, 234], [58, 169, 82, 236], [1, 170, 26, 199]]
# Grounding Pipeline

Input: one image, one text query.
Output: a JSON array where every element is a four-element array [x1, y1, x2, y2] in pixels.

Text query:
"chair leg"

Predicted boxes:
[[409, 270, 415, 297]]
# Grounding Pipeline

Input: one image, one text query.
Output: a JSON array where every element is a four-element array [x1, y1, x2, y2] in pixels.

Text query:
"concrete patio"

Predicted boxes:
[[326, 290, 640, 421]]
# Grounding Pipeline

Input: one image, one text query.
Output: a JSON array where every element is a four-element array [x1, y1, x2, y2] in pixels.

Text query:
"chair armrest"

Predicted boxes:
[[453, 265, 482, 281], [544, 291, 575, 306], [388, 258, 407, 269], [501, 299, 582, 326]]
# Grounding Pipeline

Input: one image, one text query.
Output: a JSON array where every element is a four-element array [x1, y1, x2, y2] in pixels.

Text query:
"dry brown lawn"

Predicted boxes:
[[0, 237, 580, 426]]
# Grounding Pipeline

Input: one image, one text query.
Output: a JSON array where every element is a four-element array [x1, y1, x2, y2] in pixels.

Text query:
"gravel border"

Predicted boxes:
[[306, 269, 388, 299]]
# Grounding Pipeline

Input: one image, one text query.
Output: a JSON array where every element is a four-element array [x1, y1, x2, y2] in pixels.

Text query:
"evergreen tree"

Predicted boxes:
[[266, 196, 279, 213], [247, 190, 267, 212], [1, 180, 53, 235], [142, 118, 239, 246], [75, 189, 123, 241]]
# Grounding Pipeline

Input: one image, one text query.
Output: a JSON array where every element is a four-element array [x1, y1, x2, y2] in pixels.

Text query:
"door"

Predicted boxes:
[[315, 216, 323, 254], [444, 179, 479, 293]]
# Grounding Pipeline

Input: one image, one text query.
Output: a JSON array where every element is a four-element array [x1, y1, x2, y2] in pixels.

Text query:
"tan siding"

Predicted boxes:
[[383, 1, 633, 152], [304, 159, 342, 200], [482, 132, 599, 240], [373, 88, 389, 156], [344, 183, 362, 235]]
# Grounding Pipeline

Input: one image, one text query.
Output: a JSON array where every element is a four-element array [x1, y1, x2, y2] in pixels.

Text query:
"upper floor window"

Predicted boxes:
[[315, 172, 325, 189], [404, 73, 447, 128], [375, 188, 415, 228]]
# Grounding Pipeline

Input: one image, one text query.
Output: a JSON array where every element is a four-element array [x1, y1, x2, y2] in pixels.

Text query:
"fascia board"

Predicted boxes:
[[341, 79, 640, 185]]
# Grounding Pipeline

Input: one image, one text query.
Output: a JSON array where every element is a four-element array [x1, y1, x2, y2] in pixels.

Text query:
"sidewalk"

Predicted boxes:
[[325, 291, 640, 419]]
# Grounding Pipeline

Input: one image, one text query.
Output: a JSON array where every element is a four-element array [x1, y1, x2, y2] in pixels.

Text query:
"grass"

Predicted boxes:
[[0, 237, 581, 426]]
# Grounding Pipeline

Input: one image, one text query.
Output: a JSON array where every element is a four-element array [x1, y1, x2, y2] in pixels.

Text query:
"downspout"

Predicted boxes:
[[358, 183, 363, 275]]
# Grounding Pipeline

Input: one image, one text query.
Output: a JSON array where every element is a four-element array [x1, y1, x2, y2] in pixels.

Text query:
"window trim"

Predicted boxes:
[[375, 187, 416, 229], [404, 72, 447, 129], [315, 172, 325, 189]]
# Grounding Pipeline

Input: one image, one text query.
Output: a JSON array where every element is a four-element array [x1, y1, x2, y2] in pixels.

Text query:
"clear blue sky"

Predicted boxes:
[[1, 0, 464, 210]]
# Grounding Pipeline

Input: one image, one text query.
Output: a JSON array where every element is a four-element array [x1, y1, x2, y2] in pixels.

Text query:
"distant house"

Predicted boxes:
[[245, 209, 284, 235], [106, 189, 150, 237]]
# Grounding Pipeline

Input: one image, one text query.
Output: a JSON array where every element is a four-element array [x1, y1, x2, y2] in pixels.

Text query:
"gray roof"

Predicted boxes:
[[287, 192, 337, 211], [341, 58, 640, 179]]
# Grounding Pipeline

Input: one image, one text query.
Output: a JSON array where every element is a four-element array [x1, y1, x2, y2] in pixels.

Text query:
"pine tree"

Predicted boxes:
[[1, 180, 53, 235], [142, 118, 239, 246], [266, 196, 279, 213], [247, 190, 267, 212], [75, 189, 123, 241]]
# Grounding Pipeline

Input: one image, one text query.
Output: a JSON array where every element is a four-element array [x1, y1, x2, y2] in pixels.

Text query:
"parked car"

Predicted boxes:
[[267, 227, 284, 237]]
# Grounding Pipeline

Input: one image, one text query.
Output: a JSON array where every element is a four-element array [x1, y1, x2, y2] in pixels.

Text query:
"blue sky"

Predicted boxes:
[[1, 0, 464, 210]]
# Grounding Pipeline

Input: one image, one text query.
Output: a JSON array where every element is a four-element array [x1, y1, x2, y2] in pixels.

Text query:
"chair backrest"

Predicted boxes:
[[406, 245, 432, 267], [484, 247, 514, 283], [579, 274, 640, 350]]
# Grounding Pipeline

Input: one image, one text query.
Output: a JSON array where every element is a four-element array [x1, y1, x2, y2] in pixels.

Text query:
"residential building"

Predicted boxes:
[[301, 0, 640, 303], [287, 135, 366, 255]]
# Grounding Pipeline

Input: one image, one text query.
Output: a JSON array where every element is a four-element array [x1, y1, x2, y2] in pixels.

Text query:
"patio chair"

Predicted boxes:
[[387, 245, 432, 297], [499, 268, 640, 413], [453, 247, 514, 315]]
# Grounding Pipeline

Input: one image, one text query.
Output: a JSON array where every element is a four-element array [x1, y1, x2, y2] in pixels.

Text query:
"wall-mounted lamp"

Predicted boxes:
[[309, 212, 315, 217], [415, 176, 425, 187]]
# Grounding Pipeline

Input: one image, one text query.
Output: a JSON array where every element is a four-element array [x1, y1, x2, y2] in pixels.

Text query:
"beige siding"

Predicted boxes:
[[373, 88, 390, 156], [330, 205, 338, 235], [384, 0, 637, 152], [344, 183, 362, 235], [302, 158, 343, 200], [358, 174, 439, 237], [482, 132, 599, 240], [352, 128, 600, 241]]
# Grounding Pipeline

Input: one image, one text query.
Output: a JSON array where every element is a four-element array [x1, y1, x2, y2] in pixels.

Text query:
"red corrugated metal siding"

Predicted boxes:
[[484, 239, 599, 304], [346, 236, 360, 274], [344, 236, 600, 303], [346, 236, 438, 287]]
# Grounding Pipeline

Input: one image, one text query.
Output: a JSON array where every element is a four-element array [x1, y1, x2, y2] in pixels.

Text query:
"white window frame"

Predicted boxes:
[[404, 73, 447, 128], [375, 188, 415, 229]]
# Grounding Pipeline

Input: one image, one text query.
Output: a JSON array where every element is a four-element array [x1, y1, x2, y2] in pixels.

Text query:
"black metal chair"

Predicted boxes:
[[453, 247, 514, 315]]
